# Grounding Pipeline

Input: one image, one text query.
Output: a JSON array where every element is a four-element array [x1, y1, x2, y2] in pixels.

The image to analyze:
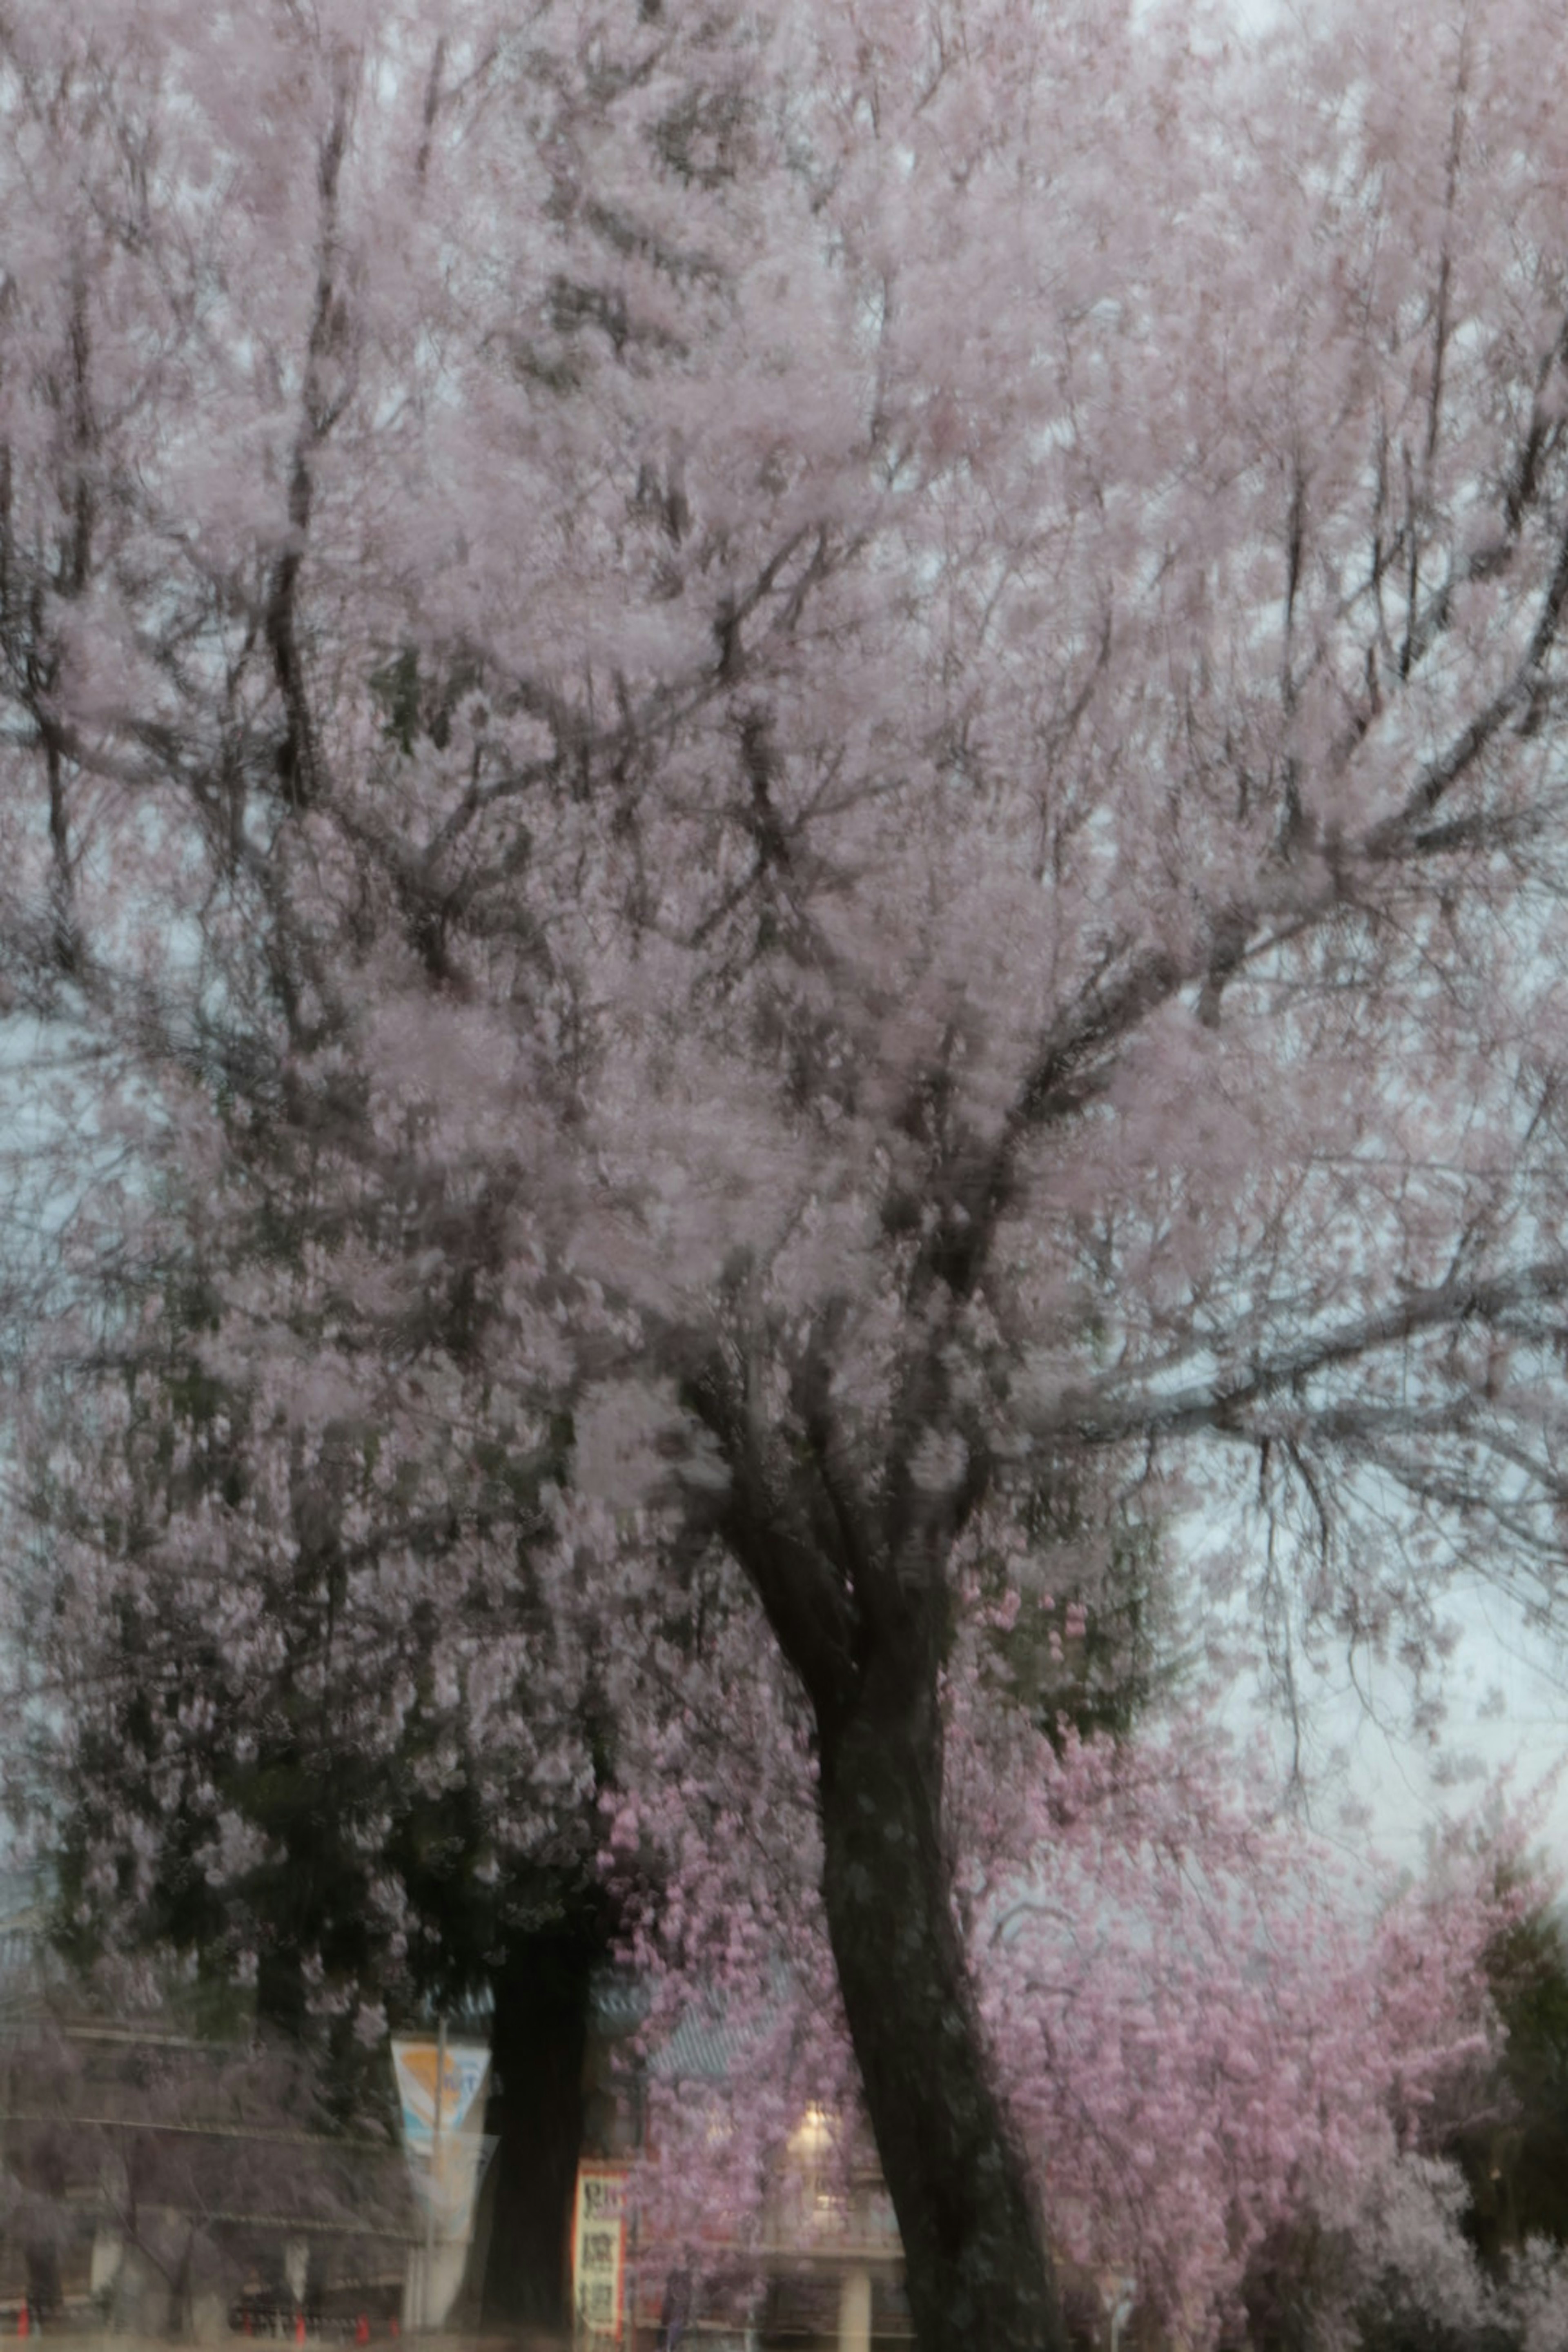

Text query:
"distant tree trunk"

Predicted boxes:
[[817, 1645, 1065, 2352], [256, 1942, 308, 2044], [481, 1923, 601, 2329]]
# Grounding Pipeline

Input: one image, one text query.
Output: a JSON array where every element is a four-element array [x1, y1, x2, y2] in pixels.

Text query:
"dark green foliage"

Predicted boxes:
[[980, 1468, 1174, 1750], [368, 646, 481, 757], [1454, 1884, 1568, 2266], [368, 648, 422, 757]]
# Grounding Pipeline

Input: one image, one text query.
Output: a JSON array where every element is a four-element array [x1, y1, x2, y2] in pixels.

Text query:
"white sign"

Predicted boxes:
[[571, 2163, 628, 2342], [390, 2039, 492, 2244], [390, 2038, 490, 2151], [406, 2131, 499, 2238]]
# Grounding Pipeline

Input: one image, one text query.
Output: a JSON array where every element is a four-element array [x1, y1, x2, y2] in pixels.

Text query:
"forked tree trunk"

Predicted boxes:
[[817, 1655, 1065, 2352]]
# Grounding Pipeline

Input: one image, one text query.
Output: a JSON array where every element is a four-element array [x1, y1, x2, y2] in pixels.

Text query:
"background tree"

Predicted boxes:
[[4, 1152, 624, 2328], [1449, 1880, 1568, 2271], [5, 4, 1568, 2350]]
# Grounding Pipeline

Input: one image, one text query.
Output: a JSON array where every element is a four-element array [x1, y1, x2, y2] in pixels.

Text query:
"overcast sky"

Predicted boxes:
[[1232, 1576, 1568, 1879]]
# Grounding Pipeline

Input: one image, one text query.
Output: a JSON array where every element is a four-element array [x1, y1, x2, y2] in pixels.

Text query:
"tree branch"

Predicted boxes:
[[1026, 1257, 1568, 1451]]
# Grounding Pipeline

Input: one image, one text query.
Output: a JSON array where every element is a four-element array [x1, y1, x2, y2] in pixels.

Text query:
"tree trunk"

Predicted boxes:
[[480, 1924, 599, 2328], [817, 1657, 1065, 2352]]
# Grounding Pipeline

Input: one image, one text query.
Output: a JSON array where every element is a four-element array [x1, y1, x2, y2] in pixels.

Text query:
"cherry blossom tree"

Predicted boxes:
[[5, 1, 1568, 2347], [607, 1560, 1540, 2349]]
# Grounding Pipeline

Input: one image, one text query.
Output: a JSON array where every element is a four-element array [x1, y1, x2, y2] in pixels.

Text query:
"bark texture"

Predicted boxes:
[[481, 1927, 597, 2328], [817, 1650, 1065, 2352]]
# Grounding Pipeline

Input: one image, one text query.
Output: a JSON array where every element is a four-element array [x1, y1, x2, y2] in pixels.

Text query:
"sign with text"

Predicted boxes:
[[571, 2162, 628, 2342], [390, 2038, 490, 2152], [390, 2038, 492, 2243]]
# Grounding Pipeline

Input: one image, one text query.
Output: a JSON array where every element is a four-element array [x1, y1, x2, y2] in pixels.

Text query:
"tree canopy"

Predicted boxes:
[[4, 2, 1568, 2346]]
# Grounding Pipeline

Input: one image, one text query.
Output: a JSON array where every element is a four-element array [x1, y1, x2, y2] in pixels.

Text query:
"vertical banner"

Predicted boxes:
[[571, 2162, 628, 2342], [390, 2038, 493, 2242]]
